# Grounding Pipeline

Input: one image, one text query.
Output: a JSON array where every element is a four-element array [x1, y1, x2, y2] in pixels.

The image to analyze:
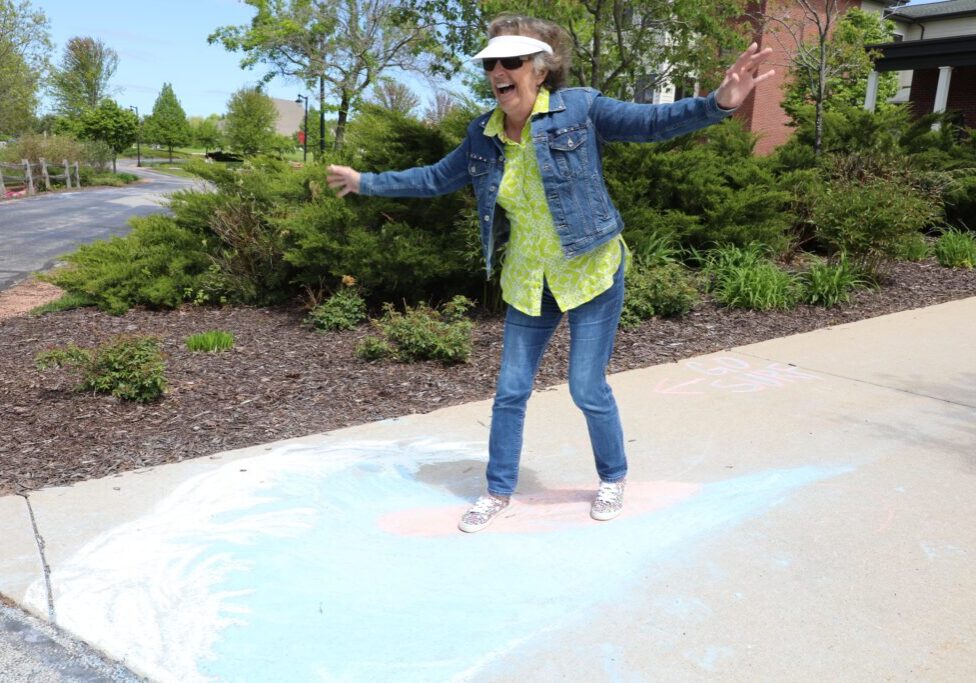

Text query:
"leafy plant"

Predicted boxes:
[[355, 336, 395, 361], [934, 229, 976, 269], [305, 279, 367, 331], [185, 330, 235, 352], [620, 263, 698, 329], [799, 257, 870, 307], [35, 336, 167, 403], [368, 295, 474, 364]]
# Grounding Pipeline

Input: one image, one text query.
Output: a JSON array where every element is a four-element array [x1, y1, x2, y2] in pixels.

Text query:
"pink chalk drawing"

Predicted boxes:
[[655, 356, 821, 395], [377, 480, 702, 537]]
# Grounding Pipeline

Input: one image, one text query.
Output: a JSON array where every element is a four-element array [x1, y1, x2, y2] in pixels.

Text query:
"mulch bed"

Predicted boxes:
[[1, 258, 974, 496]]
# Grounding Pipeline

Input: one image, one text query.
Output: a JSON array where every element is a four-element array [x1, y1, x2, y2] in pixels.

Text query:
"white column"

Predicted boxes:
[[932, 65, 954, 130], [864, 71, 880, 111]]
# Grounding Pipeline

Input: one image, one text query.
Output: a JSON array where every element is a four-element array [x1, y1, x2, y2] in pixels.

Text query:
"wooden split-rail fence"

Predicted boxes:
[[0, 158, 82, 199]]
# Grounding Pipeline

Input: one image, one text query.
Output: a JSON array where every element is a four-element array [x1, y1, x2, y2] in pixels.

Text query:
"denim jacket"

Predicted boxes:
[[359, 87, 734, 277]]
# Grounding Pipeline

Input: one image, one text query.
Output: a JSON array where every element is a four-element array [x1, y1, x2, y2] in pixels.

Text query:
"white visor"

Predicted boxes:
[[471, 35, 553, 61]]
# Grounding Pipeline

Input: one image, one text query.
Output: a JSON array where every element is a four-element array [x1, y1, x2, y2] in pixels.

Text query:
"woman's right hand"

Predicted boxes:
[[326, 164, 361, 197]]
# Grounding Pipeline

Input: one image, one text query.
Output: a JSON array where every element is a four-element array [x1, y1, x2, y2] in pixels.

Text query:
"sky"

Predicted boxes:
[[35, 0, 945, 119]]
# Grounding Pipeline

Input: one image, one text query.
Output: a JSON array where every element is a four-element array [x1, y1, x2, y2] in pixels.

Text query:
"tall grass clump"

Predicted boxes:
[[697, 244, 798, 310], [934, 229, 976, 268], [185, 330, 235, 352], [714, 261, 800, 310]]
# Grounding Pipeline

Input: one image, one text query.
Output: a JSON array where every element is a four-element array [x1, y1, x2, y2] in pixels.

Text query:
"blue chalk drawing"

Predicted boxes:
[[31, 440, 853, 682]]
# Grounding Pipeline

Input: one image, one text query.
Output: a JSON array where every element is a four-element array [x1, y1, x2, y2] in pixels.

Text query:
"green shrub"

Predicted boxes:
[[355, 336, 395, 361], [934, 229, 976, 268], [370, 295, 474, 364], [185, 330, 235, 352], [306, 283, 367, 331], [812, 177, 942, 277], [35, 336, 167, 403], [713, 260, 800, 311], [40, 214, 211, 314], [620, 263, 698, 329], [799, 257, 870, 307]]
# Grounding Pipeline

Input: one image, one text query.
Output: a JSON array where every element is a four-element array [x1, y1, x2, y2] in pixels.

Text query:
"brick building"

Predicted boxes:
[[734, 1, 901, 155], [866, 0, 976, 129]]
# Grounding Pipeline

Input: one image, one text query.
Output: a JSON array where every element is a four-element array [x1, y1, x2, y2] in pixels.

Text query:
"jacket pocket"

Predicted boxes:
[[548, 125, 590, 179]]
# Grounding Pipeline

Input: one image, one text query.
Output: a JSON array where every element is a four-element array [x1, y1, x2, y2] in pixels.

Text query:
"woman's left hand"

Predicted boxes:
[[714, 42, 775, 111]]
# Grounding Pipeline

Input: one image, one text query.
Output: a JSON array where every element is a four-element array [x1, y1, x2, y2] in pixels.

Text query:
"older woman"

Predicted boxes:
[[328, 15, 773, 533]]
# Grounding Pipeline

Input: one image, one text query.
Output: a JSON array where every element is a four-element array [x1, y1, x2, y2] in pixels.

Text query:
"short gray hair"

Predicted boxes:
[[487, 14, 572, 91]]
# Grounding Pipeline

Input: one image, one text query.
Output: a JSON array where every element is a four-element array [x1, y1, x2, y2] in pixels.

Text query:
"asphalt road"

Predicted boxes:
[[0, 601, 143, 682], [0, 164, 203, 292]]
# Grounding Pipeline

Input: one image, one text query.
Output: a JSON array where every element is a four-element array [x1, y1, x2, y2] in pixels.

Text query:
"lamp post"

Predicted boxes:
[[128, 105, 141, 167], [295, 94, 309, 162]]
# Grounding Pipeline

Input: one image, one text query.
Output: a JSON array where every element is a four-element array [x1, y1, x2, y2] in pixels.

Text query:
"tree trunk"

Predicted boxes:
[[112, 154, 117, 174], [318, 75, 326, 159], [334, 92, 350, 151], [168, 145, 174, 163]]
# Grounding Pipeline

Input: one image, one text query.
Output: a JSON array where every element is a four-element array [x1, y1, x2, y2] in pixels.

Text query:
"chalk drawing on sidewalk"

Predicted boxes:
[[655, 356, 822, 395], [26, 440, 853, 683]]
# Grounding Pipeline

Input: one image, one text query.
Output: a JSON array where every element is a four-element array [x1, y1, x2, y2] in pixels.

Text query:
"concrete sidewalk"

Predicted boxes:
[[2, 299, 974, 682]]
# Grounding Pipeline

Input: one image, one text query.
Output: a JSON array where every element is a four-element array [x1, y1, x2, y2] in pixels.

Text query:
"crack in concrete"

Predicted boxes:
[[18, 493, 56, 624]]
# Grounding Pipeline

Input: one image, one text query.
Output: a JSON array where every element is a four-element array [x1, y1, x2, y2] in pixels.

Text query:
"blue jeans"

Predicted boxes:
[[487, 259, 627, 496]]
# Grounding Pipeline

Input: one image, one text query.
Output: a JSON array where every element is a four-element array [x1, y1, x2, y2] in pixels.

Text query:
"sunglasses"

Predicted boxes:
[[482, 55, 532, 71]]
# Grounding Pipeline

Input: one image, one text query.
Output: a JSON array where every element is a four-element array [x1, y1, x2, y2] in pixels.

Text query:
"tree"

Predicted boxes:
[[755, 1, 894, 156], [781, 6, 897, 116], [210, 0, 446, 150], [405, 0, 748, 101], [190, 114, 224, 152], [77, 99, 137, 172], [143, 83, 191, 162], [48, 36, 118, 117], [224, 86, 278, 156], [369, 80, 420, 116], [0, 0, 51, 136]]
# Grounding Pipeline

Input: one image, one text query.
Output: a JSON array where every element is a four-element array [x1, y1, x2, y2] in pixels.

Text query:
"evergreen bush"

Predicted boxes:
[[606, 120, 792, 254], [41, 214, 211, 314]]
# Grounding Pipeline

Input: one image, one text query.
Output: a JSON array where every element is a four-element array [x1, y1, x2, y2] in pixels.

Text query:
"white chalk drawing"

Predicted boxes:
[[25, 440, 851, 682]]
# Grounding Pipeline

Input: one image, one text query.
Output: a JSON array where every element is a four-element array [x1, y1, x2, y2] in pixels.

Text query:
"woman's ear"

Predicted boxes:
[[536, 69, 548, 88]]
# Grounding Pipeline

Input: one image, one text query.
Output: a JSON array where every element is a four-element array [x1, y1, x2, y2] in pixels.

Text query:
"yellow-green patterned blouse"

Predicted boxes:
[[486, 89, 625, 317]]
